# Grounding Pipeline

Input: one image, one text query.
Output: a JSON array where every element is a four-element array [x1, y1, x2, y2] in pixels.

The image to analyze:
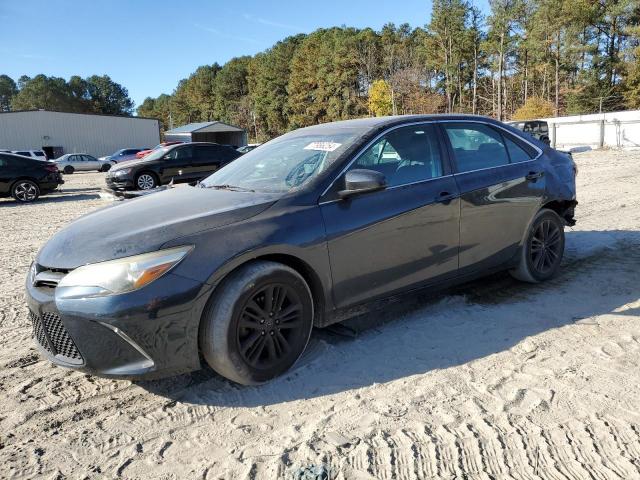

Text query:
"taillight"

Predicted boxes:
[[45, 164, 58, 173]]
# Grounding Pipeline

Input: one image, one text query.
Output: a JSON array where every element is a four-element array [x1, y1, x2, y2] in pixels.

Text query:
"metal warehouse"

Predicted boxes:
[[164, 121, 247, 147], [0, 110, 160, 159]]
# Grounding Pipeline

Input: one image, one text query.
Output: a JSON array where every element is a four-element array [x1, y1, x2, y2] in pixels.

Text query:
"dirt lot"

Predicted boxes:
[[1, 150, 640, 479]]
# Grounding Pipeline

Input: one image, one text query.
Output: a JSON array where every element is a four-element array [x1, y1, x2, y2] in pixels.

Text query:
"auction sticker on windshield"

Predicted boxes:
[[304, 142, 342, 152]]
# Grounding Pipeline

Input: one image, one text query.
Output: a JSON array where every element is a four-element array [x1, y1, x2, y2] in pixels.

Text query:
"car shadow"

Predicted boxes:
[[0, 192, 102, 206], [136, 229, 640, 406]]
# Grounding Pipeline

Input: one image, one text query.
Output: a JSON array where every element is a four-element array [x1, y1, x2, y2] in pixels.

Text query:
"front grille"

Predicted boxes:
[[30, 310, 52, 354], [29, 310, 83, 363]]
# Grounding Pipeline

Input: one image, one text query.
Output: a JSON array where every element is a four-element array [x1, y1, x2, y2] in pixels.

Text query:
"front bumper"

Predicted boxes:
[[25, 270, 213, 379], [105, 174, 134, 190]]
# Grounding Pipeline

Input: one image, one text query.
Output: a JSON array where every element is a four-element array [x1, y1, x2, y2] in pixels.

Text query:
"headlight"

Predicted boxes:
[[114, 168, 132, 176], [57, 246, 192, 296]]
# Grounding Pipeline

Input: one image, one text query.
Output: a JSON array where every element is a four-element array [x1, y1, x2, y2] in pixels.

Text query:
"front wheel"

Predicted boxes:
[[510, 209, 565, 283], [135, 172, 158, 190], [100, 163, 111, 172], [200, 261, 314, 385], [11, 180, 40, 203]]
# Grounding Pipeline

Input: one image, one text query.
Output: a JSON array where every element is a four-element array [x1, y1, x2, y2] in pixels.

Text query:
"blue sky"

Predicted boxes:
[[1, 0, 489, 109]]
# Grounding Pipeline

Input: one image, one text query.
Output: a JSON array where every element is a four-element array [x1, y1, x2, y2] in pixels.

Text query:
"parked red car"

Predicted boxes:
[[136, 141, 183, 159]]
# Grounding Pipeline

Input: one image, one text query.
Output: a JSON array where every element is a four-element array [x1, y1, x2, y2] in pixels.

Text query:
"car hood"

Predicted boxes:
[[36, 187, 279, 269], [110, 157, 156, 170]]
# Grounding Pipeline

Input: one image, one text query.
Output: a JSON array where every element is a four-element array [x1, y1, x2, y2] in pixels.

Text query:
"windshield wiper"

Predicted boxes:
[[204, 184, 256, 192]]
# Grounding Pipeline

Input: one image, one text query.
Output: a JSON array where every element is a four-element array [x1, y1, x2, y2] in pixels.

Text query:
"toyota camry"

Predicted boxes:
[[26, 115, 577, 384]]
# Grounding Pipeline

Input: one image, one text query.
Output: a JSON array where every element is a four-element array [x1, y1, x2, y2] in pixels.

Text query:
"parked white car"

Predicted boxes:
[[55, 153, 113, 174], [11, 149, 49, 161]]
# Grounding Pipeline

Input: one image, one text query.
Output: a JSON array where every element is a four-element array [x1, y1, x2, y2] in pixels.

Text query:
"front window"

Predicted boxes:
[[201, 130, 364, 193], [348, 124, 444, 187]]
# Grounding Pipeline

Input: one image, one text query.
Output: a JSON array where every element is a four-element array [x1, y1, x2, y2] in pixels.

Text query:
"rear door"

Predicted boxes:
[[0, 155, 17, 195], [320, 123, 460, 308], [192, 145, 240, 179], [83, 155, 100, 170], [192, 145, 223, 179], [440, 121, 544, 274]]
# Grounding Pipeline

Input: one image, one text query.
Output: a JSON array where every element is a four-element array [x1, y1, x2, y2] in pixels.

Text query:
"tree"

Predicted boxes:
[[248, 35, 305, 140], [485, 0, 524, 120], [287, 28, 366, 128], [0, 75, 17, 112], [137, 93, 173, 132], [426, 0, 474, 113], [369, 79, 393, 116], [512, 96, 554, 119], [8, 74, 134, 115], [84, 75, 134, 115], [213, 56, 251, 127], [11, 75, 74, 111]]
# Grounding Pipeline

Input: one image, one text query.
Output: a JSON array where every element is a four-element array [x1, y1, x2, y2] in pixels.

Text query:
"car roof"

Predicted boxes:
[[295, 114, 507, 134], [1, 152, 44, 162]]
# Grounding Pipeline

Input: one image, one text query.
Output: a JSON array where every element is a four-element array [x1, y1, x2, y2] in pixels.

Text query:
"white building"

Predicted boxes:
[[542, 109, 640, 150], [0, 110, 161, 158]]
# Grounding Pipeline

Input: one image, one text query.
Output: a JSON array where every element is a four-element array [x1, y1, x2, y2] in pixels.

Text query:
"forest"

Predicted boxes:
[[2, 0, 639, 142]]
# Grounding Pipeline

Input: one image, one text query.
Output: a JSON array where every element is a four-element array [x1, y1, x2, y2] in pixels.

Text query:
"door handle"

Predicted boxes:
[[526, 171, 544, 181], [435, 191, 456, 204]]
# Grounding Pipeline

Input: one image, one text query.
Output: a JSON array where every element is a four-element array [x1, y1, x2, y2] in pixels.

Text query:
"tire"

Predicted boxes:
[[63, 165, 74, 174], [135, 172, 158, 190], [200, 261, 314, 385], [100, 163, 111, 172], [11, 179, 40, 203], [510, 209, 565, 283]]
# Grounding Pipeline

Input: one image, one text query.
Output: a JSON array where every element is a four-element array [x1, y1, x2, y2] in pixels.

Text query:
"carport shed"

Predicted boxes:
[[164, 122, 247, 148]]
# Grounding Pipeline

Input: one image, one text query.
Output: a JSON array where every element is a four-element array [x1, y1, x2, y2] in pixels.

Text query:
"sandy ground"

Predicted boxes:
[[1, 150, 640, 480]]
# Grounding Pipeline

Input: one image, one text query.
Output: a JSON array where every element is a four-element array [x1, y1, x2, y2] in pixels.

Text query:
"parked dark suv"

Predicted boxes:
[[507, 120, 551, 144], [0, 153, 64, 202], [105, 142, 242, 190], [27, 115, 577, 384]]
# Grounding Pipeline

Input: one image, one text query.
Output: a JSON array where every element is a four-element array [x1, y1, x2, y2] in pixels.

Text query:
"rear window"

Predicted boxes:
[[15, 151, 31, 156], [34, 151, 45, 157], [444, 122, 510, 172]]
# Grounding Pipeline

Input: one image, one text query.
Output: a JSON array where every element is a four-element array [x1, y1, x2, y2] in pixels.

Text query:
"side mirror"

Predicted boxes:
[[338, 169, 386, 199]]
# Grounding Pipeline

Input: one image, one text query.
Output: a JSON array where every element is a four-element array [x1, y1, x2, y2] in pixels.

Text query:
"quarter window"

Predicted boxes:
[[443, 123, 510, 173], [505, 136, 534, 163], [350, 124, 443, 187]]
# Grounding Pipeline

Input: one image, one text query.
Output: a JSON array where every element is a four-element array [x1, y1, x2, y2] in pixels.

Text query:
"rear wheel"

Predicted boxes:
[[63, 165, 74, 174], [200, 261, 314, 385], [136, 172, 157, 190], [510, 209, 565, 283], [11, 180, 40, 203]]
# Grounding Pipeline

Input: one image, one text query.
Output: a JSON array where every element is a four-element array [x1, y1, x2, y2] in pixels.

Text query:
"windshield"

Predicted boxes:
[[201, 130, 363, 193], [140, 147, 170, 161]]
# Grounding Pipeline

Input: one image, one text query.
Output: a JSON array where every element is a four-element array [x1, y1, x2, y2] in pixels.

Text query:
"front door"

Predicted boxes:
[[161, 145, 194, 183], [440, 121, 546, 274], [320, 123, 460, 309]]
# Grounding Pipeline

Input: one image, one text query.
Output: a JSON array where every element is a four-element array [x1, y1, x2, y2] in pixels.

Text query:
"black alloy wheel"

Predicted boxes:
[[529, 218, 562, 275], [510, 208, 565, 283], [199, 261, 314, 385], [237, 284, 304, 369]]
